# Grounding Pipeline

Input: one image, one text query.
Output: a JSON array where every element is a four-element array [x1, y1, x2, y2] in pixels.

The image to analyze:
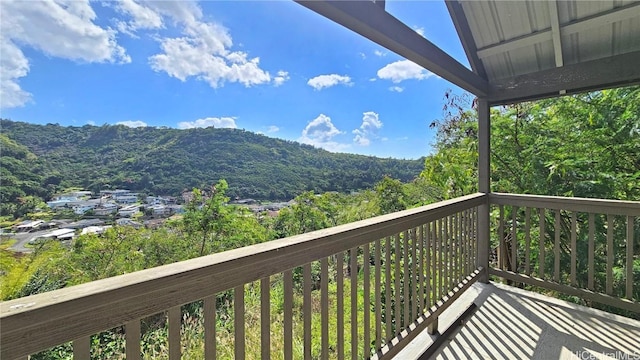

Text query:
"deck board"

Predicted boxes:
[[394, 282, 640, 359]]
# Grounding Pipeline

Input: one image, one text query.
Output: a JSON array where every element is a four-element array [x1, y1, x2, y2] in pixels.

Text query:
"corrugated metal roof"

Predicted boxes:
[[460, 0, 640, 81]]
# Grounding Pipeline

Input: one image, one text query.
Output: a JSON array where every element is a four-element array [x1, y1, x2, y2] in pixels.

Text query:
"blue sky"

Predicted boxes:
[[0, 0, 470, 159]]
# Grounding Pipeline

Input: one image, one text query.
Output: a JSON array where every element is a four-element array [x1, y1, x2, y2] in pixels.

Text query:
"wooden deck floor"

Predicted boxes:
[[395, 282, 640, 360]]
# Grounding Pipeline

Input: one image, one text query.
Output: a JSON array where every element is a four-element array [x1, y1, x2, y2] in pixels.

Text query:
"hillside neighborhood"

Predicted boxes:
[[6, 189, 295, 252]]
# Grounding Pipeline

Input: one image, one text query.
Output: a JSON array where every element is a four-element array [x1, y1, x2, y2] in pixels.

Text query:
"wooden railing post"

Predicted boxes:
[[478, 98, 490, 283]]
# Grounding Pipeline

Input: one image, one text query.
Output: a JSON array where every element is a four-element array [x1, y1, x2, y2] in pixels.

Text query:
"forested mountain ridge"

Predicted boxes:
[[0, 119, 424, 200]]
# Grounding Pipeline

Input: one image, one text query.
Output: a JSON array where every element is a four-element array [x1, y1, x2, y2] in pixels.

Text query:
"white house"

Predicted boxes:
[[147, 204, 168, 217], [114, 194, 138, 204], [118, 205, 140, 217], [94, 203, 118, 216], [71, 200, 101, 215]]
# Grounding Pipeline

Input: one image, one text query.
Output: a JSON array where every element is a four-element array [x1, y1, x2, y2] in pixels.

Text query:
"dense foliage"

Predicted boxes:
[[0, 120, 424, 205], [424, 87, 640, 200]]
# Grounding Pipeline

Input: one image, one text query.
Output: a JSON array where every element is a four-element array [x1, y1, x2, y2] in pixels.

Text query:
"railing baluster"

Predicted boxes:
[[261, 278, 270, 360], [464, 209, 473, 275], [303, 263, 312, 360], [337, 254, 344, 359], [204, 295, 217, 360], [425, 222, 431, 309], [437, 218, 443, 301], [321, 258, 329, 360], [606, 215, 614, 295], [525, 207, 531, 275], [571, 213, 577, 287], [474, 207, 479, 266], [126, 319, 141, 360], [284, 270, 293, 360], [449, 215, 455, 286], [444, 216, 449, 290], [364, 243, 371, 357], [234, 285, 245, 360], [394, 234, 401, 335], [539, 208, 546, 279], [374, 239, 382, 350], [588, 214, 595, 290], [626, 216, 634, 300], [73, 336, 90, 360], [458, 212, 463, 282], [350, 247, 358, 360], [498, 205, 504, 270], [554, 210, 561, 282], [512, 206, 518, 273], [403, 231, 410, 328], [168, 306, 181, 360], [384, 237, 392, 342], [411, 229, 417, 322], [418, 225, 425, 314], [455, 213, 460, 283], [433, 219, 443, 303]]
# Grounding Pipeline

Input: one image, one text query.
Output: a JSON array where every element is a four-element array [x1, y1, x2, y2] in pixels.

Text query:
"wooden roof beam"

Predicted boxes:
[[295, 0, 489, 96], [445, 0, 488, 80], [488, 50, 640, 105]]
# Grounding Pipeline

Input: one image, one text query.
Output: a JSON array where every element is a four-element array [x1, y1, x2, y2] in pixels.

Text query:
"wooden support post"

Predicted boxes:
[[477, 98, 490, 283], [427, 317, 439, 335]]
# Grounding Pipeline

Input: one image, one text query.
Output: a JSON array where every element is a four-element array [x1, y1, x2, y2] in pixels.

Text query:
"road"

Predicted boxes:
[[5, 230, 50, 253]]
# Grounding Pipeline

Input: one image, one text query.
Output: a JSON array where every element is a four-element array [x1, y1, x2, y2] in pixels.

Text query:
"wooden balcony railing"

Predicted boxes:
[[1, 193, 486, 360], [489, 193, 640, 314]]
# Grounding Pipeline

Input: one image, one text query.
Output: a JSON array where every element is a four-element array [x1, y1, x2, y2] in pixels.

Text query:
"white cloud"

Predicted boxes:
[[374, 50, 386, 57], [117, 120, 148, 128], [266, 125, 280, 133], [178, 117, 237, 129], [413, 26, 425, 37], [352, 112, 383, 146], [299, 114, 347, 152], [359, 52, 366, 59], [113, 0, 164, 36], [87, 120, 96, 126], [273, 71, 289, 87], [145, 1, 281, 89], [377, 60, 435, 83], [0, 38, 31, 108], [307, 74, 353, 90], [389, 86, 404, 93], [0, 0, 130, 109]]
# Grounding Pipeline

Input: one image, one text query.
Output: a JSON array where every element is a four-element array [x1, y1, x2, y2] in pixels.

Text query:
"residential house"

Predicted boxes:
[[118, 205, 140, 217], [166, 204, 185, 214], [64, 219, 105, 230], [93, 203, 118, 216], [14, 220, 44, 232], [71, 200, 101, 215], [146, 204, 170, 217], [116, 218, 143, 228], [114, 194, 138, 204], [80, 226, 112, 235]]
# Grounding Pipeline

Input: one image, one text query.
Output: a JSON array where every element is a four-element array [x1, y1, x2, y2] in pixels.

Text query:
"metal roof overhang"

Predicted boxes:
[[296, 0, 640, 106]]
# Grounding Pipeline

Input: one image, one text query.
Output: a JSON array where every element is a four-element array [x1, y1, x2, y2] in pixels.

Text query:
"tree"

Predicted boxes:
[[375, 176, 407, 214], [182, 180, 232, 256]]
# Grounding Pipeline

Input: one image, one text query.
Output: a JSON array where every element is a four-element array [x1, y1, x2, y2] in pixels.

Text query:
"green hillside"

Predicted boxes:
[[0, 120, 424, 201]]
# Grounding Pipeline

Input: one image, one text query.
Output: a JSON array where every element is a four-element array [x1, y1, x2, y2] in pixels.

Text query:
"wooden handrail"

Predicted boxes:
[[490, 192, 640, 216], [1, 193, 486, 359]]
